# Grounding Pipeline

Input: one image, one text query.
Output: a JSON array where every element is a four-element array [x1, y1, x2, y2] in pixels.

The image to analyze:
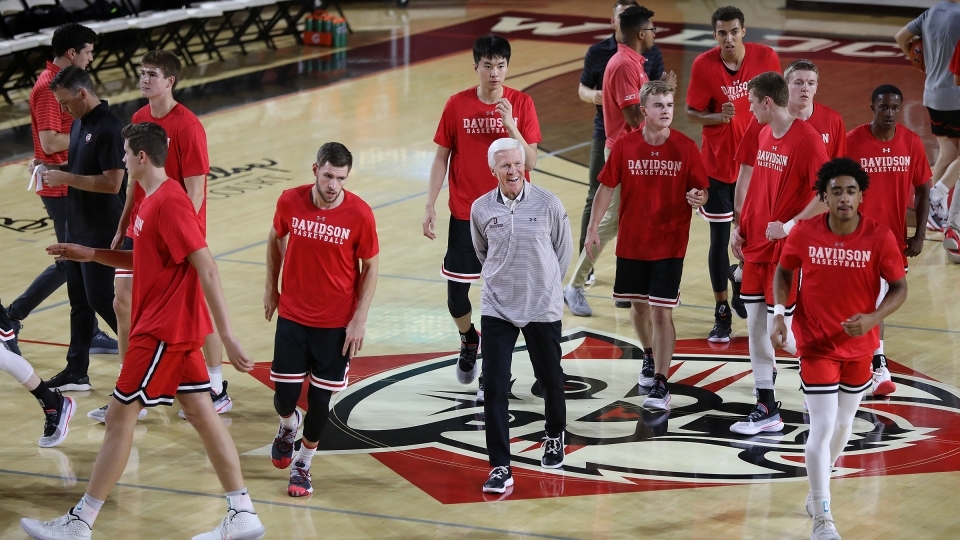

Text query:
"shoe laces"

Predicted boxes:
[[541, 434, 562, 455], [43, 408, 60, 437], [641, 355, 654, 375], [812, 514, 837, 533], [648, 381, 667, 399], [746, 401, 773, 421], [489, 466, 509, 480], [291, 461, 311, 483], [572, 287, 587, 304]]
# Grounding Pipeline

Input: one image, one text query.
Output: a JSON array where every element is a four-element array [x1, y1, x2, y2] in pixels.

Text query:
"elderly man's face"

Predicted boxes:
[[491, 147, 525, 200]]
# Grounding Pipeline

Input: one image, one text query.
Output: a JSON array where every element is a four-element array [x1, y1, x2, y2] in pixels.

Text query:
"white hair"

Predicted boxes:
[[487, 138, 525, 168]]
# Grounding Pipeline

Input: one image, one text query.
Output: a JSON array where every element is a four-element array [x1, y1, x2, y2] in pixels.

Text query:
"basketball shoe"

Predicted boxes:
[[178, 381, 234, 419], [638, 353, 655, 388], [456, 332, 480, 384], [288, 460, 313, 497], [47, 370, 91, 392], [730, 401, 783, 435], [810, 514, 841, 540], [563, 285, 592, 317], [191, 510, 265, 540], [708, 303, 732, 342], [39, 393, 75, 448], [869, 359, 895, 396], [20, 510, 91, 540], [728, 264, 747, 319], [88, 404, 148, 423], [89, 330, 118, 355], [476, 375, 485, 403], [271, 409, 302, 468], [944, 227, 960, 263], [643, 377, 671, 410], [482, 466, 513, 494], [540, 432, 564, 469]]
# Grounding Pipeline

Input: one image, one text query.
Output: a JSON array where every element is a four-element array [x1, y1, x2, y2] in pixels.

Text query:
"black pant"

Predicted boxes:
[[578, 137, 606, 253], [8, 197, 68, 320], [481, 316, 565, 467], [64, 236, 118, 376]]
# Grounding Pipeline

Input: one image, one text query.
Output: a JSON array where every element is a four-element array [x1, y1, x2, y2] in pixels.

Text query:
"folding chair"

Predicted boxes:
[[87, 17, 136, 78], [0, 33, 43, 103], [181, 2, 224, 63]]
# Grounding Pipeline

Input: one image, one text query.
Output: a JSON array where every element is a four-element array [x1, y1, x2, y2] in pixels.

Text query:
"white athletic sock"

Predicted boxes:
[[932, 180, 950, 202], [0, 344, 35, 384], [208, 366, 223, 395], [746, 303, 775, 387], [733, 265, 743, 281], [226, 488, 255, 513], [297, 441, 318, 468], [73, 493, 104, 527], [280, 412, 298, 430], [829, 390, 864, 463]]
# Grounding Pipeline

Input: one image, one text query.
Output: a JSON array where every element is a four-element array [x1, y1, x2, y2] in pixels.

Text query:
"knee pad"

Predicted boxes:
[[273, 382, 302, 416], [0, 344, 35, 385], [447, 280, 472, 319]]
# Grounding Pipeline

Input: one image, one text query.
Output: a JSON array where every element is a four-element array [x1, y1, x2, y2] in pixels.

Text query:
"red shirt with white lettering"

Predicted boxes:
[[434, 86, 541, 220], [602, 44, 648, 148], [686, 43, 781, 183], [598, 128, 709, 260], [780, 214, 905, 359], [30, 62, 70, 197], [846, 123, 931, 266], [130, 180, 212, 346], [273, 186, 379, 328], [736, 104, 846, 166], [127, 103, 210, 238], [951, 39, 960, 76], [740, 119, 829, 263]]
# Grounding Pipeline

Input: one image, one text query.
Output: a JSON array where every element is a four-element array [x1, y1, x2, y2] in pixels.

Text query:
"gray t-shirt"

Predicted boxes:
[[907, 1, 960, 111]]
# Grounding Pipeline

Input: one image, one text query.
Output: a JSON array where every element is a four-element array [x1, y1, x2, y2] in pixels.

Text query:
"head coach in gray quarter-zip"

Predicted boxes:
[[469, 137, 573, 495]]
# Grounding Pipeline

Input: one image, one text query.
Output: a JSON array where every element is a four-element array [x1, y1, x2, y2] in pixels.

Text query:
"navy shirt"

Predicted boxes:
[[66, 100, 127, 244], [580, 36, 665, 140]]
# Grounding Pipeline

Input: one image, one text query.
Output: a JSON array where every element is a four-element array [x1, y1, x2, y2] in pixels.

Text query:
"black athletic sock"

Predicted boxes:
[[643, 347, 653, 356], [716, 301, 730, 317], [757, 389, 776, 409], [31, 383, 61, 411], [460, 324, 479, 344]]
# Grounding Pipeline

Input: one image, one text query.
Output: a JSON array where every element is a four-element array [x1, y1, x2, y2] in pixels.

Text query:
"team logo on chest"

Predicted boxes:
[[247, 329, 960, 503], [84, 133, 92, 143], [721, 80, 749, 101], [462, 116, 519, 134], [808, 244, 871, 267], [290, 216, 349, 244], [133, 215, 144, 237], [859, 154, 910, 173]]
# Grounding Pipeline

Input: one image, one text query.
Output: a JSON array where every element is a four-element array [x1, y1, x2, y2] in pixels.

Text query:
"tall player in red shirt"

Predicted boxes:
[[24, 123, 265, 540], [730, 72, 829, 435], [422, 35, 540, 401], [686, 6, 781, 343], [771, 158, 906, 540], [96, 51, 227, 423], [265, 142, 379, 497], [846, 84, 932, 396], [587, 80, 708, 409]]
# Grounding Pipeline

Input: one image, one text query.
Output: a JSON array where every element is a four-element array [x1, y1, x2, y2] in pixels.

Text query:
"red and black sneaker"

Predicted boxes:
[[271, 409, 302, 469], [287, 460, 313, 497]]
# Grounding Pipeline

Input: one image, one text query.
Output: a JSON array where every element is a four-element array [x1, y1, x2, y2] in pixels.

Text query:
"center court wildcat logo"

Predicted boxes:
[[249, 329, 960, 504]]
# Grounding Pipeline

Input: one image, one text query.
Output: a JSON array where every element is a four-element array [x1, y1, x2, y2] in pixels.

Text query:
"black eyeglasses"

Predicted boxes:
[[639, 27, 667, 35]]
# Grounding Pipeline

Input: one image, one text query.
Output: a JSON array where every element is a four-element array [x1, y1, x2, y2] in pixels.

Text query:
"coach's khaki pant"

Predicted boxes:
[[569, 146, 620, 289]]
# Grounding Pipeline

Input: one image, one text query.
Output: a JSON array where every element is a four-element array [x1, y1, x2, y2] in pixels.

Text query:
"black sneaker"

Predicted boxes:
[[708, 305, 732, 343], [1, 305, 22, 356], [614, 300, 631, 308], [46, 370, 91, 392], [642, 379, 671, 409], [540, 432, 564, 469], [89, 330, 119, 355], [728, 264, 747, 319], [638, 354, 655, 387], [730, 401, 783, 435], [456, 332, 480, 384], [476, 374, 485, 403], [482, 466, 513, 493], [271, 409, 302, 469], [39, 392, 75, 448]]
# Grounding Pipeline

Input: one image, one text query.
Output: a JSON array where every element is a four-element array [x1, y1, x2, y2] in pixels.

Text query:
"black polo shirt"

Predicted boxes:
[[580, 36, 666, 140], [65, 100, 127, 245]]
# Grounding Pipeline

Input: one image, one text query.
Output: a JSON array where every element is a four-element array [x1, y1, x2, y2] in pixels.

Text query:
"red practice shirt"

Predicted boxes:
[[127, 103, 210, 238], [686, 43, 781, 183], [130, 180, 212, 347], [602, 44, 648, 148], [273, 186, 379, 328], [739, 119, 829, 263], [30, 62, 71, 197], [780, 214, 906, 359], [737, 103, 846, 165], [951, 39, 960, 76], [598, 128, 709, 260], [846, 124, 932, 266], [434, 86, 541, 220]]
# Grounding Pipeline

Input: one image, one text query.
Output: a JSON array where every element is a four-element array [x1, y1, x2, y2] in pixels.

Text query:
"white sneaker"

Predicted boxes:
[[584, 270, 596, 287], [810, 514, 841, 540], [563, 285, 593, 317], [869, 366, 896, 396], [476, 374, 485, 403], [730, 402, 783, 435], [179, 381, 234, 419], [21, 511, 92, 540], [806, 490, 814, 517], [87, 403, 147, 424], [191, 510, 265, 540], [39, 395, 75, 448]]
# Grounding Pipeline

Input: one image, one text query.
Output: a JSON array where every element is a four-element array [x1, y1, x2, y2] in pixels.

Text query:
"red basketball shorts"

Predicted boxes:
[[114, 335, 210, 407], [741, 261, 798, 309], [800, 355, 872, 395]]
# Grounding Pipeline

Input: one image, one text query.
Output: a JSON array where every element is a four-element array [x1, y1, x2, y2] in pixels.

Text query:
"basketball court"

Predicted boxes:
[[1, 1, 959, 538]]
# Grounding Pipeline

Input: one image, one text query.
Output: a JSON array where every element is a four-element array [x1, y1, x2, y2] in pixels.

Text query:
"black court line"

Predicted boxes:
[[0, 468, 581, 540]]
